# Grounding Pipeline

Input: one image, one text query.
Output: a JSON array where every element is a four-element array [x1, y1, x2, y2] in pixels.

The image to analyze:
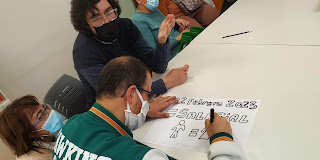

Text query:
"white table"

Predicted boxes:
[[193, 0, 320, 46], [133, 43, 320, 160], [133, 0, 320, 159]]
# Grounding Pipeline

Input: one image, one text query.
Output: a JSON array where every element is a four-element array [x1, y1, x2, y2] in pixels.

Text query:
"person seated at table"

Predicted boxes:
[[221, 0, 237, 14], [0, 95, 64, 160], [70, 0, 189, 109], [131, 0, 191, 59], [52, 56, 247, 160], [165, 0, 220, 28]]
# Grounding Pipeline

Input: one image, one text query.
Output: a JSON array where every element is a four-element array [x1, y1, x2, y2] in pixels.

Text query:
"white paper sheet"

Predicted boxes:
[[143, 97, 260, 152]]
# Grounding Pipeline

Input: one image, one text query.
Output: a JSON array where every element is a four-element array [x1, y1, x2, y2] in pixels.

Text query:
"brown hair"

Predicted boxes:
[[132, 0, 138, 8], [0, 95, 40, 156], [70, 0, 122, 36], [97, 56, 151, 99]]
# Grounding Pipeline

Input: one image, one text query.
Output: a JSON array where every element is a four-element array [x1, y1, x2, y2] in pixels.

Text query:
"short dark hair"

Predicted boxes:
[[70, 0, 122, 36], [132, 0, 138, 8], [97, 56, 151, 98], [0, 95, 40, 156]]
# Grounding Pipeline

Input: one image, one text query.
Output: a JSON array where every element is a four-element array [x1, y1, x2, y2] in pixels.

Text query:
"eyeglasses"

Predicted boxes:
[[33, 104, 51, 126], [121, 86, 157, 103], [88, 8, 118, 27]]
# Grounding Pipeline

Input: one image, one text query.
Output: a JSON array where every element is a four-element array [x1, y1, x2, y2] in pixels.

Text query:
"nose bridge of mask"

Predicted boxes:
[[41, 110, 54, 128], [147, 0, 159, 5], [40, 110, 64, 136], [143, 0, 159, 11]]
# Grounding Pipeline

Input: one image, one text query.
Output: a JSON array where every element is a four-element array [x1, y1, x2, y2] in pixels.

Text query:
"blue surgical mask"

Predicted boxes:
[[144, 0, 159, 11], [37, 110, 64, 136]]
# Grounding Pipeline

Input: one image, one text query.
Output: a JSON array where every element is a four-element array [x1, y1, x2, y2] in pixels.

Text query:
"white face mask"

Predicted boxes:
[[125, 88, 150, 130]]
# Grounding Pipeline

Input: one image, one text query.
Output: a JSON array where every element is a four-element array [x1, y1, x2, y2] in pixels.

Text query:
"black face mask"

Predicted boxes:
[[94, 18, 120, 42]]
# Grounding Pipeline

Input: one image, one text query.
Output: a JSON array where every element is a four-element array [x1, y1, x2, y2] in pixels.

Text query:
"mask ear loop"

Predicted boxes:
[[126, 101, 131, 111], [34, 128, 45, 132], [33, 110, 54, 137], [135, 88, 144, 102], [124, 87, 137, 112], [33, 128, 49, 140], [125, 88, 145, 114], [135, 88, 149, 116]]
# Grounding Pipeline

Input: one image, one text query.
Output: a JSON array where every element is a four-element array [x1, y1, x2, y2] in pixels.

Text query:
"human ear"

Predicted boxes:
[[125, 85, 137, 104]]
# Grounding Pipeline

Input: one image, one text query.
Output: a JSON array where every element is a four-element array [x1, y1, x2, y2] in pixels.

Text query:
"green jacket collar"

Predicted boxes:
[[89, 103, 133, 138]]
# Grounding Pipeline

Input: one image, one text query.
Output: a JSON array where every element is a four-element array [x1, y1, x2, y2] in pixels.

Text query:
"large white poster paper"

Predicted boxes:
[[143, 97, 260, 152]]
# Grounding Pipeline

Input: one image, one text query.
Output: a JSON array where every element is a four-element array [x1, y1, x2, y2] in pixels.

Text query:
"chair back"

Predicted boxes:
[[43, 74, 88, 119]]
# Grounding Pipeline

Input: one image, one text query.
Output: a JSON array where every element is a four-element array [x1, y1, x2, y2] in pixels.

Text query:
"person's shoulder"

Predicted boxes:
[[63, 113, 84, 126], [131, 11, 147, 21], [72, 32, 101, 67], [74, 32, 89, 49], [60, 113, 90, 134], [131, 17, 147, 29], [119, 18, 134, 26], [154, 9, 164, 15], [119, 18, 141, 37], [16, 148, 52, 160]]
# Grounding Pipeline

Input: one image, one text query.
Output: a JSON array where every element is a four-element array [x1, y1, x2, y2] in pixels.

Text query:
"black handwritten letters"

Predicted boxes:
[[167, 108, 249, 123], [176, 97, 258, 109], [187, 128, 209, 140], [144, 97, 260, 151], [218, 112, 248, 123], [226, 100, 258, 109], [176, 97, 223, 106], [188, 129, 199, 137]]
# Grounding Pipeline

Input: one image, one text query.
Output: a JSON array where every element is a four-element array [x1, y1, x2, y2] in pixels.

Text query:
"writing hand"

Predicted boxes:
[[205, 112, 233, 138]]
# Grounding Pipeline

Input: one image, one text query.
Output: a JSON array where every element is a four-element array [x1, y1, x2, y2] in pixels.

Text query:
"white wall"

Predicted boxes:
[[0, 0, 79, 102], [0, 0, 134, 159]]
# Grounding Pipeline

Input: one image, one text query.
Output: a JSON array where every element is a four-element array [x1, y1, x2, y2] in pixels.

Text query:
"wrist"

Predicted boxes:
[[209, 132, 233, 144], [175, 17, 179, 23], [175, 36, 181, 42], [158, 34, 168, 44], [162, 77, 172, 89]]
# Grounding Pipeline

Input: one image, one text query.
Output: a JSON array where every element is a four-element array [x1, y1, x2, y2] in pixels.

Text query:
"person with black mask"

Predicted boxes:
[[70, 0, 189, 115]]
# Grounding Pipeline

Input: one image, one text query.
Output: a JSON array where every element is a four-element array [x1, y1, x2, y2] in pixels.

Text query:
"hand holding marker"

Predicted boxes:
[[210, 108, 214, 123]]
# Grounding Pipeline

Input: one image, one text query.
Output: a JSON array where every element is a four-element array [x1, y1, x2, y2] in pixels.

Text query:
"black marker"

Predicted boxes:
[[222, 31, 252, 38], [210, 108, 214, 123]]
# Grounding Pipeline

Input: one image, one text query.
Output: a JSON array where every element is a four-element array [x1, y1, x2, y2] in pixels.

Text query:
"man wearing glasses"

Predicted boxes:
[[70, 0, 189, 111], [53, 56, 246, 160]]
